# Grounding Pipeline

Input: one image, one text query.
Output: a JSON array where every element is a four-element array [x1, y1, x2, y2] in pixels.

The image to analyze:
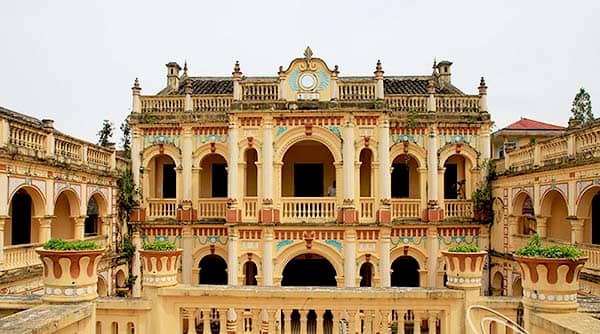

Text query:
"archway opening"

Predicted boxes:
[[541, 190, 569, 241], [391, 256, 420, 287], [359, 262, 373, 287], [9, 189, 33, 245], [359, 149, 372, 197], [200, 154, 228, 198], [281, 254, 337, 286], [243, 261, 257, 286], [199, 255, 228, 284], [513, 192, 536, 235], [593, 193, 600, 244], [245, 149, 258, 197], [391, 154, 420, 198], [116, 269, 126, 288], [443, 154, 467, 199], [53, 191, 77, 239], [85, 197, 99, 236], [491, 272, 504, 296], [148, 154, 177, 198], [281, 140, 335, 197], [512, 278, 523, 297], [97, 276, 108, 297]]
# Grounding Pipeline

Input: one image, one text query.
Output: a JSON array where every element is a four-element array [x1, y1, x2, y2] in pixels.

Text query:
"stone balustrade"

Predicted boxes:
[[9, 124, 46, 155], [147, 198, 178, 219], [390, 199, 422, 219], [241, 82, 279, 101], [281, 197, 337, 223], [140, 95, 185, 113], [444, 200, 473, 218], [192, 95, 232, 112], [338, 81, 376, 101], [435, 95, 480, 113], [359, 197, 375, 222], [197, 198, 228, 219], [0, 242, 43, 270], [242, 197, 258, 222], [386, 95, 428, 112]]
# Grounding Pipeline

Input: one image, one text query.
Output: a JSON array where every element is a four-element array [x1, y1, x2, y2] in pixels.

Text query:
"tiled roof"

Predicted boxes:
[[170, 77, 233, 95], [503, 118, 565, 131], [384, 77, 464, 95], [0, 106, 43, 126]]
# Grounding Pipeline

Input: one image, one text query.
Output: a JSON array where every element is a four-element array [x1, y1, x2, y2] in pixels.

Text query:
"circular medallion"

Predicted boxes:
[[299, 73, 317, 90]]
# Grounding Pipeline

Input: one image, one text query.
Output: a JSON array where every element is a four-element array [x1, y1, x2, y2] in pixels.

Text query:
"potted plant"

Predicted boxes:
[[139, 240, 182, 287], [514, 234, 587, 313], [442, 244, 487, 289], [36, 238, 105, 303]]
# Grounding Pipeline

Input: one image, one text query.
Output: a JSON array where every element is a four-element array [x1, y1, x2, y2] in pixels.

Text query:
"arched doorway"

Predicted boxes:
[[491, 272, 504, 296], [53, 191, 80, 240], [443, 154, 467, 199], [359, 149, 373, 197], [85, 197, 99, 236], [391, 256, 420, 287], [391, 154, 420, 198], [576, 187, 600, 244], [243, 261, 257, 286], [281, 254, 337, 286], [97, 276, 108, 297], [9, 189, 33, 245], [244, 149, 258, 197], [512, 278, 523, 297], [541, 190, 569, 241], [512, 192, 536, 235], [199, 154, 228, 198], [593, 193, 600, 244], [199, 255, 228, 284], [281, 140, 336, 198], [147, 154, 177, 199], [359, 262, 373, 287]]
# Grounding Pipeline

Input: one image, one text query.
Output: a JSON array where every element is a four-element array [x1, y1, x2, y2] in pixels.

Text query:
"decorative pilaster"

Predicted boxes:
[[227, 226, 239, 285], [331, 65, 340, 100], [184, 79, 193, 112], [182, 224, 193, 284], [0, 216, 7, 263], [262, 227, 274, 285], [380, 227, 391, 287], [427, 227, 439, 287], [182, 126, 194, 202], [478, 77, 487, 113], [131, 128, 142, 203], [260, 117, 278, 223], [344, 229, 357, 287], [536, 215, 548, 238], [227, 120, 241, 223], [278, 66, 286, 100], [340, 117, 357, 223], [132, 229, 141, 297], [426, 125, 442, 221], [73, 216, 85, 240], [377, 118, 391, 223], [569, 217, 584, 244], [38, 216, 54, 243]]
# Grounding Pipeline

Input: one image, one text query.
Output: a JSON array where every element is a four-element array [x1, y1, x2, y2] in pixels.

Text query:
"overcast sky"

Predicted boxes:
[[1, 1, 599, 145]]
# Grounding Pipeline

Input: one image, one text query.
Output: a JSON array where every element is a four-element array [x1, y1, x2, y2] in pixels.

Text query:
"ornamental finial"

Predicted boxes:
[[304, 46, 313, 63]]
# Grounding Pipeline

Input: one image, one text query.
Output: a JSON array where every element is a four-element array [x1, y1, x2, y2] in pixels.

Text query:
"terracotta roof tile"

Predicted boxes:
[[170, 78, 233, 95], [503, 118, 565, 131], [384, 77, 464, 95]]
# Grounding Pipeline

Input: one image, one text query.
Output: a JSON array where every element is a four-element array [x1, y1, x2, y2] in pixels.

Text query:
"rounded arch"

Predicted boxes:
[[391, 256, 420, 287], [9, 185, 45, 217], [389, 245, 428, 271], [355, 144, 377, 163], [242, 260, 258, 286], [281, 253, 337, 286], [576, 185, 600, 244], [198, 254, 228, 285], [97, 275, 108, 297], [54, 188, 81, 217], [438, 143, 478, 168], [491, 270, 505, 296], [238, 138, 263, 161], [193, 142, 229, 166], [115, 269, 127, 288], [576, 184, 600, 218], [274, 126, 342, 163], [512, 277, 523, 297], [511, 191, 534, 217], [389, 142, 426, 168], [192, 245, 228, 266], [540, 187, 567, 210], [141, 143, 181, 169], [540, 189, 570, 241], [88, 192, 109, 217], [359, 261, 375, 287], [276, 242, 343, 283]]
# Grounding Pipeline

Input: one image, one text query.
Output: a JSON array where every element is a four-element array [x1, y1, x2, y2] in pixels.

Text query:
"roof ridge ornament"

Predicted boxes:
[[304, 46, 313, 65]]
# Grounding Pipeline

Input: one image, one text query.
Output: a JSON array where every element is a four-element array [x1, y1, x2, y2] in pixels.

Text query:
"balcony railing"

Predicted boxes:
[[197, 198, 228, 219], [0, 242, 43, 271], [444, 200, 473, 218], [147, 198, 177, 218], [242, 197, 258, 222], [241, 82, 279, 101], [386, 95, 428, 113], [435, 95, 480, 113], [338, 81, 376, 101], [390, 199, 421, 219], [359, 197, 375, 223], [140, 96, 185, 113], [281, 197, 336, 223]]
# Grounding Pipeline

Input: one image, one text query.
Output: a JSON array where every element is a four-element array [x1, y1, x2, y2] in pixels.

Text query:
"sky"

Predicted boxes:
[[1, 0, 599, 145]]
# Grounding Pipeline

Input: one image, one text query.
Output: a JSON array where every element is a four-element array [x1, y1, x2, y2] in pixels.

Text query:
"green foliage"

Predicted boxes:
[[448, 244, 481, 253], [143, 240, 176, 251], [121, 235, 136, 260], [515, 234, 585, 260], [407, 107, 418, 128], [97, 119, 114, 147], [569, 88, 594, 125], [119, 118, 131, 159], [125, 275, 138, 289], [43, 238, 101, 251], [117, 169, 137, 223], [473, 159, 494, 224]]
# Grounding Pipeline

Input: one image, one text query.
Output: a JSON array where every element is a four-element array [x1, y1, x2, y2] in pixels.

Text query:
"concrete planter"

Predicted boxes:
[[442, 250, 487, 289], [514, 255, 587, 313], [140, 249, 182, 287], [36, 248, 105, 303]]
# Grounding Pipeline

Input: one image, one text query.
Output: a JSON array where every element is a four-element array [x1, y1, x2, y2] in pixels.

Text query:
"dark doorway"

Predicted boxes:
[[593, 193, 600, 244], [199, 255, 228, 284], [360, 262, 373, 287], [84, 197, 99, 236], [11, 189, 32, 245], [162, 163, 176, 198], [444, 163, 458, 199], [294, 164, 324, 197], [243, 261, 257, 285], [211, 163, 227, 197], [391, 256, 420, 287], [391, 163, 410, 198], [281, 254, 336, 286]]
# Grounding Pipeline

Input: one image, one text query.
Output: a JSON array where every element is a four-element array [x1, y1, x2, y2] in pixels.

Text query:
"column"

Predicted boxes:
[[73, 216, 85, 240], [267, 309, 280, 334], [260, 117, 275, 223], [380, 227, 391, 287], [227, 226, 239, 285], [341, 117, 357, 223], [299, 310, 308, 334], [570, 217, 584, 244], [283, 309, 293, 334], [262, 227, 274, 285], [344, 229, 357, 287], [427, 227, 439, 288], [427, 313, 437, 334], [427, 125, 439, 204], [182, 224, 192, 284], [413, 313, 422, 334], [131, 129, 142, 201], [38, 216, 53, 243], [132, 229, 141, 297], [227, 120, 241, 223], [202, 309, 211, 334], [374, 60, 384, 99], [536, 215, 548, 238], [182, 126, 193, 201], [315, 310, 324, 334], [0, 216, 7, 263], [480, 124, 491, 180], [377, 118, 391, 223]]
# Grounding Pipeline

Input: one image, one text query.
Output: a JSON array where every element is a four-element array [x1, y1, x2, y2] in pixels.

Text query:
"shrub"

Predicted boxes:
[[43, 238, 101, 251], [448, 244, 481, 253], [515, 234, 585, 260], [143, 240, 177, 251]]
